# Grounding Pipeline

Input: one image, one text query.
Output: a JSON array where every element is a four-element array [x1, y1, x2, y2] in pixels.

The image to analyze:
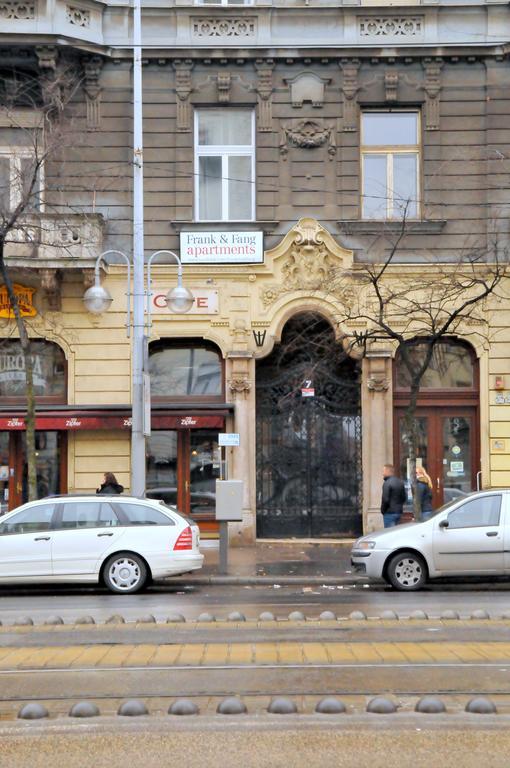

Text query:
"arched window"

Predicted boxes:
[[149, 340, 223, 401], [0, 340, 66, 403], [395, 339, 476, 390]]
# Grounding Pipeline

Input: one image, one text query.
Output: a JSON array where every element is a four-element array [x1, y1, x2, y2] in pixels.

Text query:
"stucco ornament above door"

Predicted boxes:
[[261, 218, 355, 308]]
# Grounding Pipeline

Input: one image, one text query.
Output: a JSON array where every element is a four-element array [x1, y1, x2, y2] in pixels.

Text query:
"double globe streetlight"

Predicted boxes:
[[83, 249, 194, 319], [82, 248, 194, 495]]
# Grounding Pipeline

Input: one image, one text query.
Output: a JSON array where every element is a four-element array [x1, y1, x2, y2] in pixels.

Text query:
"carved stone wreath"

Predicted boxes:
[[280, 119, 336, 158]]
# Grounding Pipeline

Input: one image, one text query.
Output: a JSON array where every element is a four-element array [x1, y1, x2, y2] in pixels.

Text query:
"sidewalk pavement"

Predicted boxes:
[[172, 540, 362, 585]]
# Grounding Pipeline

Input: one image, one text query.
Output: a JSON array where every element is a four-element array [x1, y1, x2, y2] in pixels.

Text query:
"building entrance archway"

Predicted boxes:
[[256, 313, 362, 539]]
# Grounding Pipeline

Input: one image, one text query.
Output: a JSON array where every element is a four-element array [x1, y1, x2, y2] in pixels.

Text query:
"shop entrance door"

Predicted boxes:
[[146, 429, 221, 533], [0, 431, 66, 513], [396, 408, 478, 509]]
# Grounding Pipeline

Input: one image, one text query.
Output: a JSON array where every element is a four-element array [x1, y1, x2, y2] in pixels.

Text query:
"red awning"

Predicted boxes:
[[0, 412, 226, 431]]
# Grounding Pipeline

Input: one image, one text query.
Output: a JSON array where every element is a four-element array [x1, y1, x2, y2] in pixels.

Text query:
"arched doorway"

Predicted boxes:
[[394, 338, 480, 507], [256, 313, 362, 539]]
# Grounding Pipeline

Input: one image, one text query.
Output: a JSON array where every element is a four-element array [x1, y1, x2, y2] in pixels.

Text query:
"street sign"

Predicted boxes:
[[219, 433, 240, 447], [301, 379, 315, 397]]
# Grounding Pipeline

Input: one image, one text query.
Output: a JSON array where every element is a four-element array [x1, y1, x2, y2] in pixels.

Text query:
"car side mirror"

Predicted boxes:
[[439, 519, 449, 529]]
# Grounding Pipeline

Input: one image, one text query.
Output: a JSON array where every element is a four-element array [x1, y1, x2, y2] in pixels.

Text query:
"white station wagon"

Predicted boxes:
[[351, 489, 509, 591], [0, 495, 203, 593]]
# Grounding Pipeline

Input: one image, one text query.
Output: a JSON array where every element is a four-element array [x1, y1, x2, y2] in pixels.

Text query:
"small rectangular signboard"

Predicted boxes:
[[219, 433, 240, 447]]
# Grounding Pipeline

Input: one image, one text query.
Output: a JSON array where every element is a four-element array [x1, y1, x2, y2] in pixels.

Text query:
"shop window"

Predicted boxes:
[[361, 110, 420, 220], [395, 339, 475, 390], [149, 340, 223, 400], [0, 340, 66, 403], [194, 109, 255, 222]]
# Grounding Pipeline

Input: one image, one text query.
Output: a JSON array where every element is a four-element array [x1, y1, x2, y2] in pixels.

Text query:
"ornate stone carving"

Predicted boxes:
[[284, 72, 331, 109], [0, 1, 34, 19], [35, 45, 58, 72], [384, 69, 399, 103], [280, 120, 336, 160], [40, 269, 62, 312], [192, 17, 256, 39], [66, 4, 90, 27], [255, 59, 274, 133], [339, 59, 360, 132], [422, 58, 443, 131], [359, 16, 423, 38], [367, 376, 390, 392], [217, 71, 231, 103], [82, 55, 103, 131], [262, 218, 354, 306], [173, 60, 194, 133], [229, 378, 251, 398]]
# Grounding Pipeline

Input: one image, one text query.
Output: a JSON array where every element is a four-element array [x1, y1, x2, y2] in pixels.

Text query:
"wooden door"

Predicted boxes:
[[395, 407, 479, 509]]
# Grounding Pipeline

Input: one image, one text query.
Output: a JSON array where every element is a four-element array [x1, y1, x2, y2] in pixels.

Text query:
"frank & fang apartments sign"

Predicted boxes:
[[180, 231, 263, 264]]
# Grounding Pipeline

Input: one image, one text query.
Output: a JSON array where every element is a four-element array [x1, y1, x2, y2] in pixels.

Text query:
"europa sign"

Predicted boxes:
[[0, 284, 36, 319], [180, 231, 263, 264]]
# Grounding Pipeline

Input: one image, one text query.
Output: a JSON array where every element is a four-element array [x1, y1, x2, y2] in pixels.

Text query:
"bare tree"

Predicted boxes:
[[0, 65, 81, 502], [328, 217, 509, 517]]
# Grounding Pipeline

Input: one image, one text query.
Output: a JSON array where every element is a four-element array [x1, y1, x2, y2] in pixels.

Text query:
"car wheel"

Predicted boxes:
[[386, 551, 427, 591], [103, 553, 147, 594]]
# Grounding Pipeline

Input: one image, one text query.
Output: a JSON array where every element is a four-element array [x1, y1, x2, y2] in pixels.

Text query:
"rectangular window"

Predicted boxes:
[[361, 111, 420, 220], [196, 1, 253, 5], [0, 147, 43, 213], [195, 109, 255, 222]]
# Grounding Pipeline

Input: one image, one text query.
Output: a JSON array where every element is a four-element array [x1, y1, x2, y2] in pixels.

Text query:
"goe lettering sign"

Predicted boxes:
[[180, 232, 263, 264]]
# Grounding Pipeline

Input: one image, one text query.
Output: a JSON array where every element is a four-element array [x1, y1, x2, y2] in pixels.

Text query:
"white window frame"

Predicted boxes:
[[0, 146, 44, 213], [194, 109, 255, 222], [361, 110, 420, 221], [196, 1, 254, 6]]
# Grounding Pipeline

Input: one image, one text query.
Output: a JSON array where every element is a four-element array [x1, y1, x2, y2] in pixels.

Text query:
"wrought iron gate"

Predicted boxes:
[[256, 330, 362, 539]]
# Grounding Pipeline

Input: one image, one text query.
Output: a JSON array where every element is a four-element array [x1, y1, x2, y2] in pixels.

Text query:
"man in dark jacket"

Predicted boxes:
[[381, 464, 407, 528]]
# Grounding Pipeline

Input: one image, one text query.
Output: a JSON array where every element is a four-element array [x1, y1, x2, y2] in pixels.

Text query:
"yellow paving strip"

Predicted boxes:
[[177, 643, 205, 666], [302, 642, 330, 665], [277, 642, 305, 664], [349, 643, 384, 663], [253, 643, 279, 665], [122, 644, 157, 667], [72, 645, 112, 667], [325, 643, 358, 663], [228, 643, 254, 665], [95, 645, 135, 667], [0, 642, 510, 669], [43, 645, 90, 669], [374, 643, 408, 663], [17, 647, 63, 669], [150, 644, 183, 666]]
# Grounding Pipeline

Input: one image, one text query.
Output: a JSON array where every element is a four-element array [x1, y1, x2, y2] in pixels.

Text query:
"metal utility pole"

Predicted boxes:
[[131, 0, 146, 496]]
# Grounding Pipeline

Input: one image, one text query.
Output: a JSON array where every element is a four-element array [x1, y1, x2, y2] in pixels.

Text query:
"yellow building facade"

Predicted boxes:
[[0, 217, 508, 542]]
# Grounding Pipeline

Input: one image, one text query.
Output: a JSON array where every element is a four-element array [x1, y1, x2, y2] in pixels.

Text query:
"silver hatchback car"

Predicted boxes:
[[351, 489, 508, 591]]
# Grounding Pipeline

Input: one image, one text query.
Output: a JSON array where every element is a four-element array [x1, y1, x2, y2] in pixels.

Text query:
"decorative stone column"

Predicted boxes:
[[225, 320, 256, 545], [361, 348, 394, 532]]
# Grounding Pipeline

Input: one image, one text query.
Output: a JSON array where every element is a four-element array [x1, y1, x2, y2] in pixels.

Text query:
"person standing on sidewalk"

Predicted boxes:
[[381, 464, 406, 528], [415, 465, 434, 521]]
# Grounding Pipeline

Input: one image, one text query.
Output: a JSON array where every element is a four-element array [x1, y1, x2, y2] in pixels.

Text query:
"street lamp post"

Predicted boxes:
[[83, 249, 193, 494]]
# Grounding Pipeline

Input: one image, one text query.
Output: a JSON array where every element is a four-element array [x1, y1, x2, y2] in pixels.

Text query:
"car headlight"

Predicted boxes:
[[354, 539, 376, 550]]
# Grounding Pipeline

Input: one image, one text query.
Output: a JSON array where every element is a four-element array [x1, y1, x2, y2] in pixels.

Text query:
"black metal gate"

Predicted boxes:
[[256, 315, 362, 539]]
